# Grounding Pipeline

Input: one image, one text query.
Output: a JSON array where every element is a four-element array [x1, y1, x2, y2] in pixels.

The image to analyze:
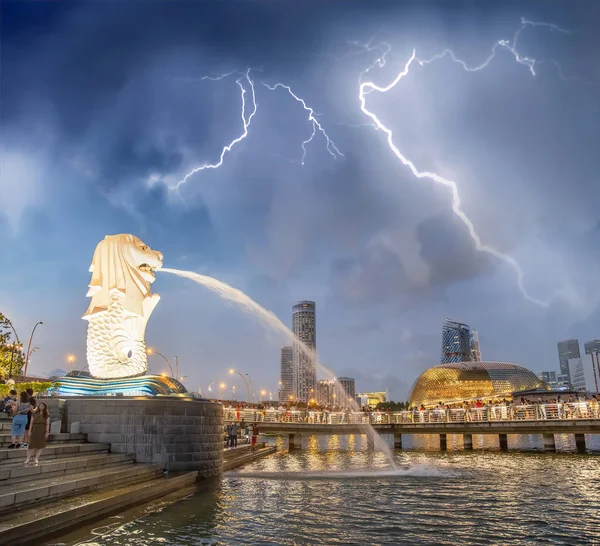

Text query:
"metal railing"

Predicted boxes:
[[222, 402, 600, 425]]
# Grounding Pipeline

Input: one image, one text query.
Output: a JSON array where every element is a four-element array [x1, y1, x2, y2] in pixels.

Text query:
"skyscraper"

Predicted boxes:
[[584, 340, 600, 393], [557, 339, 580, 385], [535, 370, 558, 387], [316, 379, 335, 406], [441, 319, 474, 363], [471, 329, 482, 361], [338, 377, 356, 402], [569, 358, 586, 391], [279, 346, 293, 403], [292, 301, 316, 403]]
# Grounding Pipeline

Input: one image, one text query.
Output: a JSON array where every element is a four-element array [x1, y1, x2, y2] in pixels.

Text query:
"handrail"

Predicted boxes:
[[222, 402, 600, 424]]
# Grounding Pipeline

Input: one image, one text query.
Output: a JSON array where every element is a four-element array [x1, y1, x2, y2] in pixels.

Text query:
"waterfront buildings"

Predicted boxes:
[[557, 339, 580, 385], [279, 346, 293, 402], [338, 376, 356, 400], [441, 318, 480, 363], [356, 391, 387, 409], [569, 358, 587, 391], [316, 379, 335, 406], [409, 361, 548, 408], [535, 370, 566, 388], [536, 370, 557, 385], [315, 378, 356, 407], [292, 301, 316, 403], [584, 340, 600, 392]]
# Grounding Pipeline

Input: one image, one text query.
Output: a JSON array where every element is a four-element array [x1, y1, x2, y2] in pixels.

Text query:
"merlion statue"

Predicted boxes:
[[83, 234, 163, 379]]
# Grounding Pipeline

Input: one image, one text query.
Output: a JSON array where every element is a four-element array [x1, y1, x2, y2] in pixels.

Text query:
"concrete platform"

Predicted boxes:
[[0, 433, 86, 447], [0, 442, 111, 464], [0, 452, 135, 485], [0, 471, 198, 545], [223, 444, 278, 472], [0, 462, 164, 509]]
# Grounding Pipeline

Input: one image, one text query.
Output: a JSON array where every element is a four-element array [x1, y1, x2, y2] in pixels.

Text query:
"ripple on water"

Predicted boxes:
[[74, 442, 600, 546]]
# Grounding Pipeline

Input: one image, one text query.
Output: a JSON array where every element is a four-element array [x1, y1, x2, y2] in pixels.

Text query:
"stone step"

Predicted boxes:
[[0, 422, 13, 432], [0, 462, 164, 510], [223, 445, 276, 472], [0, 452, 135, 486], [0, 432, 86, 447], [0, 471, 198, 545], [0, 442, 110, 465]]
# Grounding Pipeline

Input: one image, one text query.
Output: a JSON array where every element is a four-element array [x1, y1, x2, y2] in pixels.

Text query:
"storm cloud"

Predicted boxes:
[[1, 1, 599, 399]]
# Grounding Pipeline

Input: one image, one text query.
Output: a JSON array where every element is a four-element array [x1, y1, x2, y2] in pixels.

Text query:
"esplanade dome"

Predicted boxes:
[[409, 361, 549, 408]]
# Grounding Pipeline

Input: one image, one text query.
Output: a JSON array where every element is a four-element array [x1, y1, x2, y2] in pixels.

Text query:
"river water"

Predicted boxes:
[[68, 434, 599, 546]]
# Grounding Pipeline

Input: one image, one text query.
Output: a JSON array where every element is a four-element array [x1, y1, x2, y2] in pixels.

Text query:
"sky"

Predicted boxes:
[[1, 1, 599, 400]]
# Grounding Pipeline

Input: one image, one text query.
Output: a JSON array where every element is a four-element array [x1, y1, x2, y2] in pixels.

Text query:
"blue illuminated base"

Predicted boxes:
[[56, 374, 189, 397]]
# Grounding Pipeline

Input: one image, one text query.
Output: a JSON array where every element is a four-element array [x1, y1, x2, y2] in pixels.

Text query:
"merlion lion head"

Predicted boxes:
[[83, 234, 163, 319]]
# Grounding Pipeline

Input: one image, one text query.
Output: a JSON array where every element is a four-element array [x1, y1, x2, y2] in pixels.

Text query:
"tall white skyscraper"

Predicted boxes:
[[292, 301, 316, 403], [569, 358, 587, 391]]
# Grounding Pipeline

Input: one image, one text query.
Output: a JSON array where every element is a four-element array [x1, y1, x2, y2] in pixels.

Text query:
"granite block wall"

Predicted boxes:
[[64, 397, 223, 475]]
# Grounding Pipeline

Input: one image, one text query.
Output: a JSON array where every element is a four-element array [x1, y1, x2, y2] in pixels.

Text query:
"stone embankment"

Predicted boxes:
[[223, 442, 277, 471], [0, 397, 278, 545]]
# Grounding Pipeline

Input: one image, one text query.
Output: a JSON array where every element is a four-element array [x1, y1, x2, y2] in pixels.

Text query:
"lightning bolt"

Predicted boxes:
[[262, 82, 343, 165], [356, 19, 582, 308], [417, 18, 573, 79], [170, 69, 257, 192]]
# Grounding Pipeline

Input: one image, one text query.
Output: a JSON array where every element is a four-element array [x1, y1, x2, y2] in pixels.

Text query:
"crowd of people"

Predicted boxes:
[[224, 419, 260, 450], [1, 388, 51, 465], [412, 394, 600, 421], [222, 395, 600, 424]]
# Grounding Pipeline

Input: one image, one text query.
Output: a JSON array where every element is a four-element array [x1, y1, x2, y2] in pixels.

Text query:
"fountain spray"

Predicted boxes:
[[160, 267, 396, 467]]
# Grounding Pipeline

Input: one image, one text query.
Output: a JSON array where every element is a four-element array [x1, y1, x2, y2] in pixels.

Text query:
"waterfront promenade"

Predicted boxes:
[[223, 403, 600, 452]]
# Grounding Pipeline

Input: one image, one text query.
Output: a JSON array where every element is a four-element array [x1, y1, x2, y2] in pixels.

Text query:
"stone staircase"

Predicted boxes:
[[0, 414, 198, 545]]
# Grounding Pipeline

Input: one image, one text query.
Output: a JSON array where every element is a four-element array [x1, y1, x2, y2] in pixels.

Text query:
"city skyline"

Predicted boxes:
[[2, 2, 600, 401]]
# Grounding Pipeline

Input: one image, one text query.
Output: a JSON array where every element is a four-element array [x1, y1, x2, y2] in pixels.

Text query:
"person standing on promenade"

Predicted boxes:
[[251, 423, 258, 451], [230, 421, 238, 448], [25, 402, 50, 465], [8, 392, 30, 449], [23, 389, 36, 448]]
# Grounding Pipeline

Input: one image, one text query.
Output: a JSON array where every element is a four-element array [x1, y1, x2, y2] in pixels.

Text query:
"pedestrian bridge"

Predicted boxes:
[[223, 403, 600, 452]]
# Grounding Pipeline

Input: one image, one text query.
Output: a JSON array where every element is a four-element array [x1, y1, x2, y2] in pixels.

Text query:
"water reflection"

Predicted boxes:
[[76, 435, 600, 546], [265, 432, 600, 453]]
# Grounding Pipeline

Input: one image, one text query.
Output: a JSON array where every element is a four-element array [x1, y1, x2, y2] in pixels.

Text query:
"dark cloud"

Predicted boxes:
[[1, 1, 600, 400], [417, 213, 493, 286]]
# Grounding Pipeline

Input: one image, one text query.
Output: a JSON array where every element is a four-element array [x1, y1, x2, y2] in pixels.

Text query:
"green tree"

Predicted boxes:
[[0, 313, 25, 378]]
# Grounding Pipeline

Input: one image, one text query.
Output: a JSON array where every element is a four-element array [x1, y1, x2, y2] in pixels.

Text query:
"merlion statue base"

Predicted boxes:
[[57, 374, 189, 397]]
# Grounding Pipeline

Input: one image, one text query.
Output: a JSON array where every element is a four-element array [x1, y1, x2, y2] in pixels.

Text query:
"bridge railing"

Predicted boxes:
[[222, 402, 599, 425]]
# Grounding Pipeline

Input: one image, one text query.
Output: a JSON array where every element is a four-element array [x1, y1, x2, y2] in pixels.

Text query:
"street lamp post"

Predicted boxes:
[[207, 381, 217, 397], [5, 319, 21, 379], [24, 321, 43, 376], [5, 320, 20, 346], [217, 383, 227, 399], [229, 369, 251, 402], [67, 355, 75, 374], [246, 374, 253, 402], [147, 348, 174, 377], [175, 356, 179, 379]]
